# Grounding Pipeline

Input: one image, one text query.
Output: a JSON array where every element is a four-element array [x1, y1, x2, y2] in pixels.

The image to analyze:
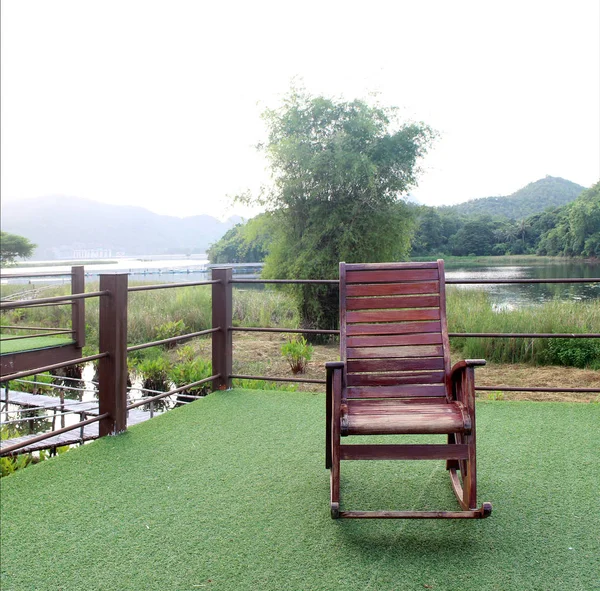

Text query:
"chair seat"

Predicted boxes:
[[344, 399, 469, 435]]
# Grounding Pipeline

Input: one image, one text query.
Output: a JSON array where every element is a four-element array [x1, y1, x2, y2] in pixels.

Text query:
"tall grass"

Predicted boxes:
[[2, 282, 298, 349], [1, 283, 73, 335], [447, 288, 600, 367]]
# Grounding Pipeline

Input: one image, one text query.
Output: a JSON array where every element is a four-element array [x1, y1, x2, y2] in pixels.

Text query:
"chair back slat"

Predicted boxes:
[[347, 308, 440, 323], [347, 333, 442, 348], [346, 281, 440, 297], [346, 295, 440, 310], [346, 385, 447, 398], [340, 260, 451, 401], [346, 268, 439, 283], [346, 321, 441, 337], [347, 358, 446, 373], [348, 344, 444, 359], [346, 370, 446, 386]]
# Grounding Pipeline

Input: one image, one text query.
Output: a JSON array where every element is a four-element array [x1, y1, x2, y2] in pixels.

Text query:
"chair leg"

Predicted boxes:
[[325, 395, 332, 470], [465, 435, 477, 510], [330, 418, 340, 518], [330, 461, 340, 519], [448, 432, 480, 511], [328, 365, 342, 518], [446, 433, 459, 471]]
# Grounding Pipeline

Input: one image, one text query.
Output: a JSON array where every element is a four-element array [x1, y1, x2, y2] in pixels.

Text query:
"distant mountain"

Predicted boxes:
[[439, 176, 586, 219], [0, 196, 240, 259]]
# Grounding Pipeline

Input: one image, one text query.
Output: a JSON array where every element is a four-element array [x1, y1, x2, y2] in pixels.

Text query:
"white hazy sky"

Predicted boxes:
[[1, 0, 599, 220]]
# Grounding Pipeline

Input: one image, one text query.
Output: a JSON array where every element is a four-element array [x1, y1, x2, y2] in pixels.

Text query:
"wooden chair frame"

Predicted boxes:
[[326, 260, 492, 519]]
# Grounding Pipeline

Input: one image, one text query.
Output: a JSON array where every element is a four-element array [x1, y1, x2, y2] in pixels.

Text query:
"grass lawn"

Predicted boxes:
[[1, 390, 599, 591], [0, 335, 74, 354]]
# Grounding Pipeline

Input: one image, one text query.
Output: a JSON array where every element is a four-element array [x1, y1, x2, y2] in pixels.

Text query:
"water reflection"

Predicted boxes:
[[445, 261, 600, 306]]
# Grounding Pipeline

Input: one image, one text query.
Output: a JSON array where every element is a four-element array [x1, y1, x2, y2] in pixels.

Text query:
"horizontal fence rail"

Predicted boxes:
[[231, 374, 326, 385], [126, 375, 220, 411], [1, 353, 108, 383], [446, 278, 600, 284], [475, 385, 599, 393], [0, 271, 74, 279], [127, 327, 220, 352], [232, 279, 339, 284], [449, 332, 600, 338], [1, 409, 89, 426], [1, 325, 73, 332], [128, 279, 219, 292], [231, 327, 341, 335], [1, 330, 75, 341], [0, 290, 108, 310]]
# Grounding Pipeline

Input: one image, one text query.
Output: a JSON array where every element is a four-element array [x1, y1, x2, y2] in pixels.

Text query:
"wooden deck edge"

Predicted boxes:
[[1, 343, 80, 376]]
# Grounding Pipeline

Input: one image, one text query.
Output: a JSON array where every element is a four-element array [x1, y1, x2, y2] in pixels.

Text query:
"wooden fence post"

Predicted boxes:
[[71, 266, 85, 349], [98, 274, 128, 437], [212, 267, 232, 390]]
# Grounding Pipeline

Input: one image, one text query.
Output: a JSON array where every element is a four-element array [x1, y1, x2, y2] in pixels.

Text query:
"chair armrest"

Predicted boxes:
[[450, 359, 485, 413], [451, 359, 486, 376], [326, 362, 345, 402], [325, 361, 345, 370], [326, 362, 345, 390]]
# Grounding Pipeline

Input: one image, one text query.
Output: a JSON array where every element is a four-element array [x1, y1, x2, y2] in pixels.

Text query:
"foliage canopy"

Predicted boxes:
[[537, 181, 600, 257], [207, 212, 273, 264], [410, 179, 599, 258], [258, 88, 436, 330], [0, 231, 36, 265]]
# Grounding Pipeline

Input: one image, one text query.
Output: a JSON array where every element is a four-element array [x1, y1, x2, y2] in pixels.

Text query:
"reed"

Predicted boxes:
[[447, 288, 600, 367]]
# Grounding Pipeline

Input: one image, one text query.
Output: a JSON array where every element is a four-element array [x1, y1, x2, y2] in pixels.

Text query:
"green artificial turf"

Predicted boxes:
[[1, 390, 599, 591], [0, 335, 73, 354]]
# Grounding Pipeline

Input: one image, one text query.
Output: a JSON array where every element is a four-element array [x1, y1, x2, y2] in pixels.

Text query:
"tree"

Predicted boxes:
[[0, 232, 37, 265], [536, 181, 600, 257], [449, 216, 499, 256], [207, 213, 274, 264], [258, 88, 436, 331]]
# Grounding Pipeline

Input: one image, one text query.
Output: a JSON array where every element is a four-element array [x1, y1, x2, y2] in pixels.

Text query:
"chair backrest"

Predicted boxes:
[[340, 260, 451, 401]]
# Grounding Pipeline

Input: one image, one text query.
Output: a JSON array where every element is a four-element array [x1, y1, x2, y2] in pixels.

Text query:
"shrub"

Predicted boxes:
[[155, 319, 188, 348], [542, 338, 600, 369], [281, 336, 313, 374], [134, 357, 172, 392], [168, 358, 213, 403]]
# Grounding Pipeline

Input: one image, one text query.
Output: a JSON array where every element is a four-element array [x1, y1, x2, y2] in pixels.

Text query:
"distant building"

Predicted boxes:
[[72, 248, 113, 259]]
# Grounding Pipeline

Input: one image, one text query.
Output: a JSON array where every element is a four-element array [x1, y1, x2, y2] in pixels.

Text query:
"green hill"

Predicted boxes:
[[440, 176, 586, 219]]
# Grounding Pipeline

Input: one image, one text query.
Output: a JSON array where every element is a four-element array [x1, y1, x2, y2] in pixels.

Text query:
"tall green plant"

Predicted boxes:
[[168, 358, 213, 403], [280, 336, 313, 374], [256, 86, 435, 334]]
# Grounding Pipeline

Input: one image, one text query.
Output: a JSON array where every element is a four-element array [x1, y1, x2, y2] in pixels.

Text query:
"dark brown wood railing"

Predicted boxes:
[[1, 266, 599, 456], [1, 267, 88, 375]]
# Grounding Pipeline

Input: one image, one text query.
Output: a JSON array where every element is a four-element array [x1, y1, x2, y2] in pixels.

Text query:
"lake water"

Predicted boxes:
[[3, 256, 599, 307], [444, 260, 600, 307]]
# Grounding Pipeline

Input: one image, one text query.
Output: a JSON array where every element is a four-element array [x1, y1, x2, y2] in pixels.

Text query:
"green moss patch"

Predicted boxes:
[[0, 335, 74, 354]]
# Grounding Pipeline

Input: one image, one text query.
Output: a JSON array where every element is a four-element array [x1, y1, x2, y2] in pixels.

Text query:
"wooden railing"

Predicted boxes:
[[1, 267, 599, 456], [0, 267, 86, 375]]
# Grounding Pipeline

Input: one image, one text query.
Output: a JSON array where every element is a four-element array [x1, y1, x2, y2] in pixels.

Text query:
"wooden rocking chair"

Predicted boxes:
[[326, 260, 492, 519]]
